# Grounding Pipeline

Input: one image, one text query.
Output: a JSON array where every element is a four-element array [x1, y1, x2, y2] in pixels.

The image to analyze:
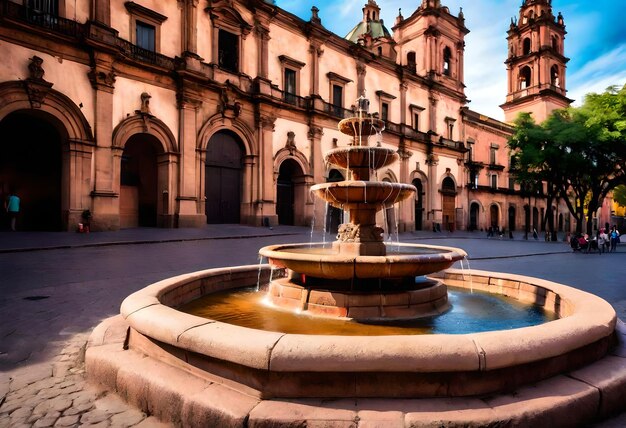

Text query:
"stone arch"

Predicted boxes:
[[112, 114, 178, 153], [380, 169, 399, 183], [197, 115, 255, 155], [469, 199, 483, 231], [112, 113, 178, 228], [0, 81, 94, 230], [489, 202, 501, 229], [441, 175, 457, 232], [273, 147, 311, 178], [197, 115, 256, 225], [0, 81, 93, 143], [411, 170, 427, 231]]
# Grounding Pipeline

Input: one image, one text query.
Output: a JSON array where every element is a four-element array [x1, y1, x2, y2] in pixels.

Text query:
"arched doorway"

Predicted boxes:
[[206, 131, 244, 224], [508, 206, 516, 231], [326, 169, 344, 234], [0, 111, 63, 231], [120, 134, 161, 228], [412, 178, 423, 231], [277, 159, 303, 226], [469, 202, 479, 231], [490, 204, 499, 229], [441, 177, 456, 232]]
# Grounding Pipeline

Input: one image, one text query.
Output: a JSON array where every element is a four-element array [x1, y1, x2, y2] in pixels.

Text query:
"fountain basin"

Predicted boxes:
[[258, 242, 467, 280], [311, 180, 416, 209], [86, 266, 625, 427]]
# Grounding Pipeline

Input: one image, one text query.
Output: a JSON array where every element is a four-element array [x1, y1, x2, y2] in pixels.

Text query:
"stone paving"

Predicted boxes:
[[0, 332, 170, 428], [0, 225, 624, 427]]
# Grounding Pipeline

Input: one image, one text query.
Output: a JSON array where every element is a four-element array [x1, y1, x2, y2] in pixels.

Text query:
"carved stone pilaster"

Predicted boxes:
[[258, 113, 276, 131], [88, 69, 116, 92], [307, 126, 323, 140]]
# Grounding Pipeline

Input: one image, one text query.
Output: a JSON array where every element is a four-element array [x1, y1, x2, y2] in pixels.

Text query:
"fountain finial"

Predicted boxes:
[[357, 92, 370, 114]]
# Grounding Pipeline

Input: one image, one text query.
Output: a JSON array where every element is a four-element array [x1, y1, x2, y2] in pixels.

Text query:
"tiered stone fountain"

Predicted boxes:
[[86, 95, 625, 428], [260, 95, 466, 319]]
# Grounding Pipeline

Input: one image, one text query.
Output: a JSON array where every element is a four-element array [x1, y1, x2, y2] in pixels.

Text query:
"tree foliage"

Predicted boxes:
[[508, 84, 626, 234]]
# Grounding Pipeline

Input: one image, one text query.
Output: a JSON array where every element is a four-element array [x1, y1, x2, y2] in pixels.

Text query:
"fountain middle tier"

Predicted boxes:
[[311, 180, 415, 211], [258, 242, 467, 280]]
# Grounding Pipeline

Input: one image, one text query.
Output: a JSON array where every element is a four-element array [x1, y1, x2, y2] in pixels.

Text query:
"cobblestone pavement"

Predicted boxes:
[[0, 225, 624, 427], [0, 333, 171, 428]]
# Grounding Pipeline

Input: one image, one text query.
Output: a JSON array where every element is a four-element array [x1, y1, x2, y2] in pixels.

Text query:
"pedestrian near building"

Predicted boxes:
[[5, 190, 20, 231], [609, 226, 620, 252]]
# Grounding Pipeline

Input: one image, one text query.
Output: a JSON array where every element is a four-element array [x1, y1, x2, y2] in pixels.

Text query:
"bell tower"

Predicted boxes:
[[500, 0, 573, 123]]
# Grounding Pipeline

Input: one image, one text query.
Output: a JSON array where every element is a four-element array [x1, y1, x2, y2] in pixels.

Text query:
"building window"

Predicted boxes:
[[125, 2, 167, 52], [490, 147, 497, 165], [466, 138, 475, 162], [136, 21, 155, 51], [327, 72, 353, 118], [407, 51, 416, 71], [443, 46, 452, 76], [375, 90, 396, 123], [284, 69, 296, 104], [381, 102, 389, 122], [491, 174, 498, 189], [444, 117, 456, 140], [519, 65, 531, 89], [551, 65, 560, 87], [523, 38, 531, 55], [28, 0, 59, 15], [218, 29, 239, 73], [279, 55, 305, 105], [410, 104, 425, 132], [332, 84, 343, 115]]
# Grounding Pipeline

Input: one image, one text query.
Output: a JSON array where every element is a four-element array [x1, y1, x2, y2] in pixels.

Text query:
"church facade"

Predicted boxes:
[[0, 0, 597, 234]]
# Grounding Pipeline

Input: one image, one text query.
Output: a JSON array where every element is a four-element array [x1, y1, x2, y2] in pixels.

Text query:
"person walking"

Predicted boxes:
[[5, 190, 20, 231], [598, 228, 609, 253], [609, 226, 620, 252]]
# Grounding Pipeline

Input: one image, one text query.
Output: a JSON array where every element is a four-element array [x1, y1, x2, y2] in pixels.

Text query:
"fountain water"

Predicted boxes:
[[259, 95, 465, 320], [86, 95, 625, 427]]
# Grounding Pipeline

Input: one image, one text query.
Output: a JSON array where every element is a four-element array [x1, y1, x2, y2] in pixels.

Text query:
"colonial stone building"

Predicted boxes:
[[0, 0, 598, 234]]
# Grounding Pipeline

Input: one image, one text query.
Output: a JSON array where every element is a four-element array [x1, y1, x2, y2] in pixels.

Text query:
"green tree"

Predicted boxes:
[[508, 84, 626, 234]]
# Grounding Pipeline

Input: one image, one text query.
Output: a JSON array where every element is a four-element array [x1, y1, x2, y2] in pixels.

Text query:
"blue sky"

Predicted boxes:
[[275, 0, 626, 120]]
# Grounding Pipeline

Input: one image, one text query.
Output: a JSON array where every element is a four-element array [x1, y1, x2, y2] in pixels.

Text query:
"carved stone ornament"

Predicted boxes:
[[218, 86, 242, 118], [337, 223, 384, 243], [24, 56, 53, 108], [28, 56, 45, 80], [286, 131, 296, 155], [140, 92, 152, 114]]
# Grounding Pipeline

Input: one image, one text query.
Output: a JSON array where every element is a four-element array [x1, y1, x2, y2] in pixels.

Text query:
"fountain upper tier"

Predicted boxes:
[[325, 146, 398, 181], [338, 116, 385, 137]]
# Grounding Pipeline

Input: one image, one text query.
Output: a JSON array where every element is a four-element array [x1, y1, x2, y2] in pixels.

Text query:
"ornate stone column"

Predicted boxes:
[[426, 152, 440, 230], [256, 113, 277, 225], [176, 94, 204, 227], [179, 0, 199, 55], [308, 124, 325, 229], [397, 145, 413, 232], [88, 52, 118, 230]]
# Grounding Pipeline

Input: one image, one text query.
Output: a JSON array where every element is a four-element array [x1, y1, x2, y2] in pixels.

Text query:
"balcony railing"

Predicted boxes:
[[116, 38, 175, 69], [0, 0, 85, 38]]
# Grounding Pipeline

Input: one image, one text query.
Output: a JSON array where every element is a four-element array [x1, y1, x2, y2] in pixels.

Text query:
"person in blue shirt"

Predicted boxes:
[[5, 190, 20, 231]]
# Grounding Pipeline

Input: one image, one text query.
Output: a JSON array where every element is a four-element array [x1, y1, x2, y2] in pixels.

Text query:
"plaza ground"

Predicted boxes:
[[0, 225, 624, 427]]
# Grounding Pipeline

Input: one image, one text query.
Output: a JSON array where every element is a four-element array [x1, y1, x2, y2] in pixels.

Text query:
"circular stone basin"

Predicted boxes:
[[311, 181, 416, 209], [324, 146, 398, 169], [338, 117, 385, 136], [113, 266, 617, 400], [258, 242, 468, 280]]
